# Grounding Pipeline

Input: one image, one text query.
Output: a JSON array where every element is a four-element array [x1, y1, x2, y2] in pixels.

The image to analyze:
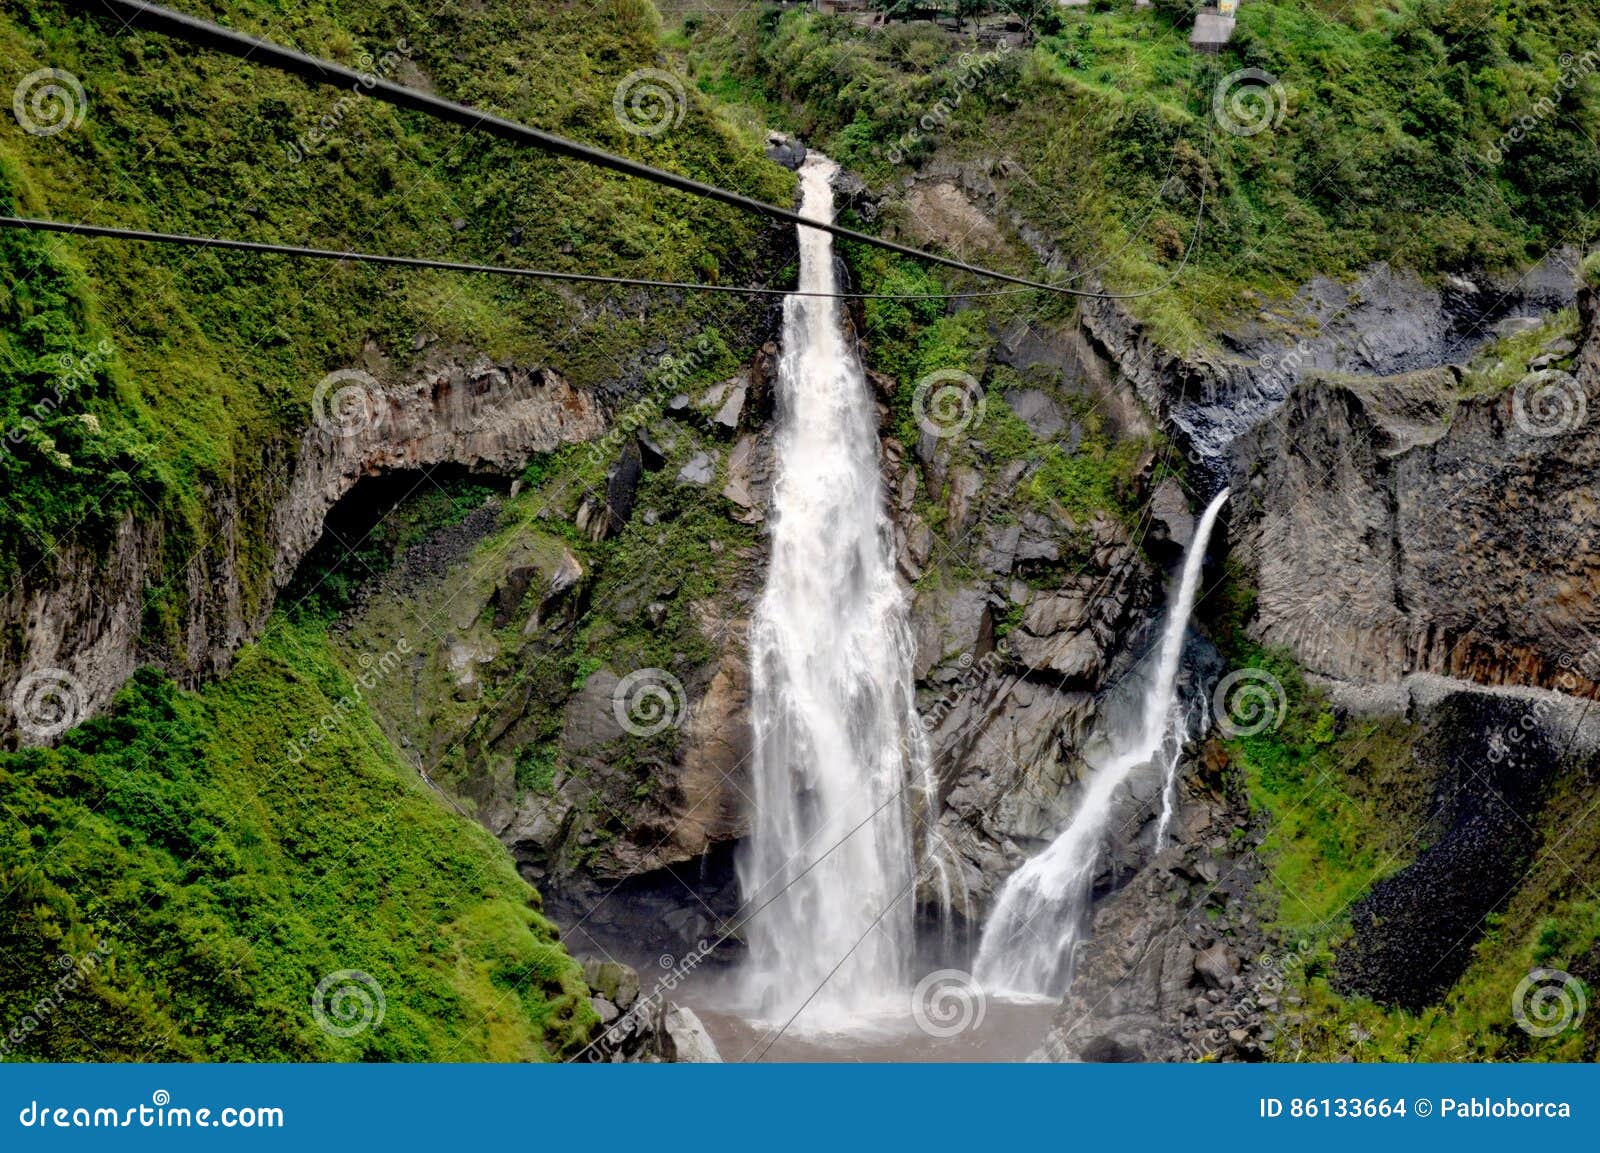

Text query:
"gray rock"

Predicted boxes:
[[677, 452, 716, 486], [1194, 943, 1241, 990], [661, 1006, 723, 1063], [946, 467, 984, 536], [764, 132, 807, 170], [583, 958, 642, 1010], [1004, 388, 1067, 439], [721, 434, 760, 521], [711, 380, 747, 435], [980, 523, 1021, 574], [1149, 478, 1195, 554]]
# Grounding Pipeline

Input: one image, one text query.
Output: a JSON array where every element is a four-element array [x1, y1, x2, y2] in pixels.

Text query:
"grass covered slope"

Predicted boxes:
[[0, 0, 789, 587], [683, 0, 1599, 344], [0, 615, 595, 1061]]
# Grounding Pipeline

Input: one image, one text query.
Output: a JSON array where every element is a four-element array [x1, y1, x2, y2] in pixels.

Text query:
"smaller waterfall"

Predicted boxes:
[[973, 489, 1230, 997]]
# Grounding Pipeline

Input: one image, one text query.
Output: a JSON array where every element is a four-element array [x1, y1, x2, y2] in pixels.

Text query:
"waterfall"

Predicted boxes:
[[973, 489, 1230, 997], [737, 154, 928, 1026]]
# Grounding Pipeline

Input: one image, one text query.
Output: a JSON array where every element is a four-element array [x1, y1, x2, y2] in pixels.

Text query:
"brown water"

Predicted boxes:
[[683, 989, 1059, 1063]]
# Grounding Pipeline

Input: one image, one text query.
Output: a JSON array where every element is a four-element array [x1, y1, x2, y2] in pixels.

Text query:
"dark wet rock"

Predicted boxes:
[[764, 132, 806, 170], [637, 433, 668, 470], [576, 440, 643, 541], [492, 565, 539, 629], [1334, 693, 1571, 1009]]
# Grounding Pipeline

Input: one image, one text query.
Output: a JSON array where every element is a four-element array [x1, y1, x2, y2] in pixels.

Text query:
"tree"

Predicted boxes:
[[998, 0, 1063, 41]]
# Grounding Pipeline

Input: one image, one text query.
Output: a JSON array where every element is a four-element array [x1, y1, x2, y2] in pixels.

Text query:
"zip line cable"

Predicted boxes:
[[0, 215, 1038, 300], [78, 0, 1205, 300]]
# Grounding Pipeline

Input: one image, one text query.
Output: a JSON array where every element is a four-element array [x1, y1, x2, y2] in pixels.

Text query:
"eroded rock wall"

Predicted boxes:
[[0, 355, 603, 745]]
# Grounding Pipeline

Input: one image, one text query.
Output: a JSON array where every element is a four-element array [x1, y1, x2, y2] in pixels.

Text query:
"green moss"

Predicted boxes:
[[0, 0, 789, 591], [0, 617, 596, 1061], [1458, 307, 1582, 397], [514, 742, 562, 796]]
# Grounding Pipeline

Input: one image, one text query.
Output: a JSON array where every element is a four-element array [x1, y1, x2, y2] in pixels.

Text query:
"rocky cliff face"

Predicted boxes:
[[1225, 284, 1600, 695], [0, 353, 603, 746]]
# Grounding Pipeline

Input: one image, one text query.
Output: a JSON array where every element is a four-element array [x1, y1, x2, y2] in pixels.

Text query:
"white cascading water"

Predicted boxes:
[[738, 154, 929, 1026], [973, 489, 1230, 997]]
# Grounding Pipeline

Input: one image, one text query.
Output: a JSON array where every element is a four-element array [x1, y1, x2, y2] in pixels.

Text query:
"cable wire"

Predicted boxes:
[[0, 215, 1040, 300], [79, 0, 1204, 300]]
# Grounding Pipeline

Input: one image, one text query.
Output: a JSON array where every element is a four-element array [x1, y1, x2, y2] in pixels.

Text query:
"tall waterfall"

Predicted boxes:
[[738, 154, 927, 1025], [973, 489, 1230, 997]]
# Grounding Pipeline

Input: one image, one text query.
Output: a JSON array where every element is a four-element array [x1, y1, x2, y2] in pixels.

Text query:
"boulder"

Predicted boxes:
[[711, 380, 747, 436], [661, 1006, 723, 1063], [1194, 943, 1241, 990], [677, 452, 716, 486], [721, 434, 761, 522], [1003, 388, 1067, 439], [583, 957, 642, 1011], [764, 132, 806, 170]]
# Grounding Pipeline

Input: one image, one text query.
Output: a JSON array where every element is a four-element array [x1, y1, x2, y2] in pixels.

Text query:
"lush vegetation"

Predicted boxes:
[[0, 617, 595, 1061], [0, 0, 801, 1064], [0, 0, 789, 594], [683, 1, 1600, 346]]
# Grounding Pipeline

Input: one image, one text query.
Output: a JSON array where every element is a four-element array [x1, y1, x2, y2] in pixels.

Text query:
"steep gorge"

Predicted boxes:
[[5, 0, 1600, 1066]]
